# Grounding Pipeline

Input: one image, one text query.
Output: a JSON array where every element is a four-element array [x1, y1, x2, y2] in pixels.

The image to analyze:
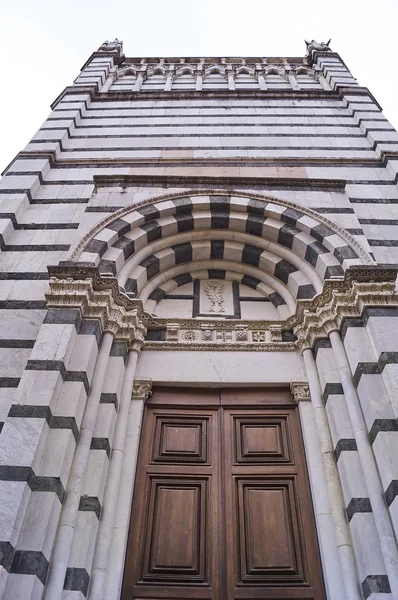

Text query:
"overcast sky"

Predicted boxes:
[[1, 0, 397, 172]]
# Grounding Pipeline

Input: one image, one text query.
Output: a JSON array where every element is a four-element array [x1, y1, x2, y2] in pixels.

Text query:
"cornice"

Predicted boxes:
[[93, 86, 374, 102], [93, 174, 346, 190], [49, 84, 380, 110], [5, 150, 391, 178], [121, 56, 308, 64]]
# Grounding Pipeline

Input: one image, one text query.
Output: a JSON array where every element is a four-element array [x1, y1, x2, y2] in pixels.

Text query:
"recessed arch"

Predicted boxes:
[[264, 67, 285, 77], [295, 66, 314, 76], [147, 66, 167, 77], [204, 66, 226, 77], [139, 259, 296, 312], [176, 66, 195, 77], [236, 66, 255, 76], [70, 190, 373, 317]]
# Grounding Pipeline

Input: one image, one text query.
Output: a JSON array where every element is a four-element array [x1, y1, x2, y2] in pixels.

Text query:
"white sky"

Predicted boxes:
[[1, 0, 397, 172]]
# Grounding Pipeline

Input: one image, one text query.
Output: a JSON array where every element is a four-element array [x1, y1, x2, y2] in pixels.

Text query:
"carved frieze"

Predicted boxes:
[[45, 265, 398, 353]]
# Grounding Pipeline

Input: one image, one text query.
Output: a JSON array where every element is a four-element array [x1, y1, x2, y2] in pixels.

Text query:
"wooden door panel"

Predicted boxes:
[[143, 477, 207, 581], [237, 478, 303, 582], [123, 407, 220, 599], [152, 416, 209, 464], [223, 405, 324, 599], [234, 415, 292, 464]]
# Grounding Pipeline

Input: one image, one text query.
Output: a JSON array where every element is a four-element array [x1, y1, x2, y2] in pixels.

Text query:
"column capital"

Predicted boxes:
[[290, 380, 311, 402], [132, 379, 152, 402]]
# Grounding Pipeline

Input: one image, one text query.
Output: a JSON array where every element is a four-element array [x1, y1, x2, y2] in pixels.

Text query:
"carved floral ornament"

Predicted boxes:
[[45, 265, 398, 352]]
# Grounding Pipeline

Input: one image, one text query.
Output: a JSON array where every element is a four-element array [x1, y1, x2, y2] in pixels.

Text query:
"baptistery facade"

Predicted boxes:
[[0, 39, 398, 600]]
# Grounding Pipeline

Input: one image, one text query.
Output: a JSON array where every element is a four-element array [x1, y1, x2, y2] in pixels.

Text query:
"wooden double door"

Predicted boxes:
[[122, 388, 324, 599]]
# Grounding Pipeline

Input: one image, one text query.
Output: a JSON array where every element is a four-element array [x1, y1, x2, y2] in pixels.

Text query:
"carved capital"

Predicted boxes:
[[132, 379, 152, 402], [45, 266, 147, 351], [290, 380, 311, 403], [294, 278, 398, 351]]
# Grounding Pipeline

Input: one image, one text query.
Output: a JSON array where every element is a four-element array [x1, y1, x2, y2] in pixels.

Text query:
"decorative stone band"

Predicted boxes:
[[45, 264, 398, 352], [45, 266, 298, 352], [45, 265, 146, 351]]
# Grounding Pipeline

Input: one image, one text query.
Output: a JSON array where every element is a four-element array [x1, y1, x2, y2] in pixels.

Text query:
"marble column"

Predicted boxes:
[[302, 349, 361, 600], [258, 73, 267, 90], [43, 331, 114, 600], [88, 345, 142, 600], [291, 380, 347, 599], [317, 72, 332, 90], [196, 73, 203, 91], [329, 330, 398, 598], [133, 73, 144, 91], [100, 70, 116, 93], [164, 74, 173, 91], [228, 72, 235, 91], [288, 72, 300, 90], [103, 379, 151, 600]]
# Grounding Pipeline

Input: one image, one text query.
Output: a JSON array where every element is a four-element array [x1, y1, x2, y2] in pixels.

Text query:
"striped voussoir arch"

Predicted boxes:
[[76, 192, 368, 308]]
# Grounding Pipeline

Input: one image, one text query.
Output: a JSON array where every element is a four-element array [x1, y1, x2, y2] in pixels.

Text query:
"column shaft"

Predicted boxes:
[[43, 332, 114, 600], [100, 67, 116, 92], [133, 73, 143, 91], [103, 398, 145, 600], [317, 73, 331, 90], [258, 74, 267, 90], [88, 349, 140, 600], [288, 73, 300, 90], [329, 330, 398, 597], [303, 349, 361, 600], [164, 74, 173, 91], [297, 399, 346, 599]]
